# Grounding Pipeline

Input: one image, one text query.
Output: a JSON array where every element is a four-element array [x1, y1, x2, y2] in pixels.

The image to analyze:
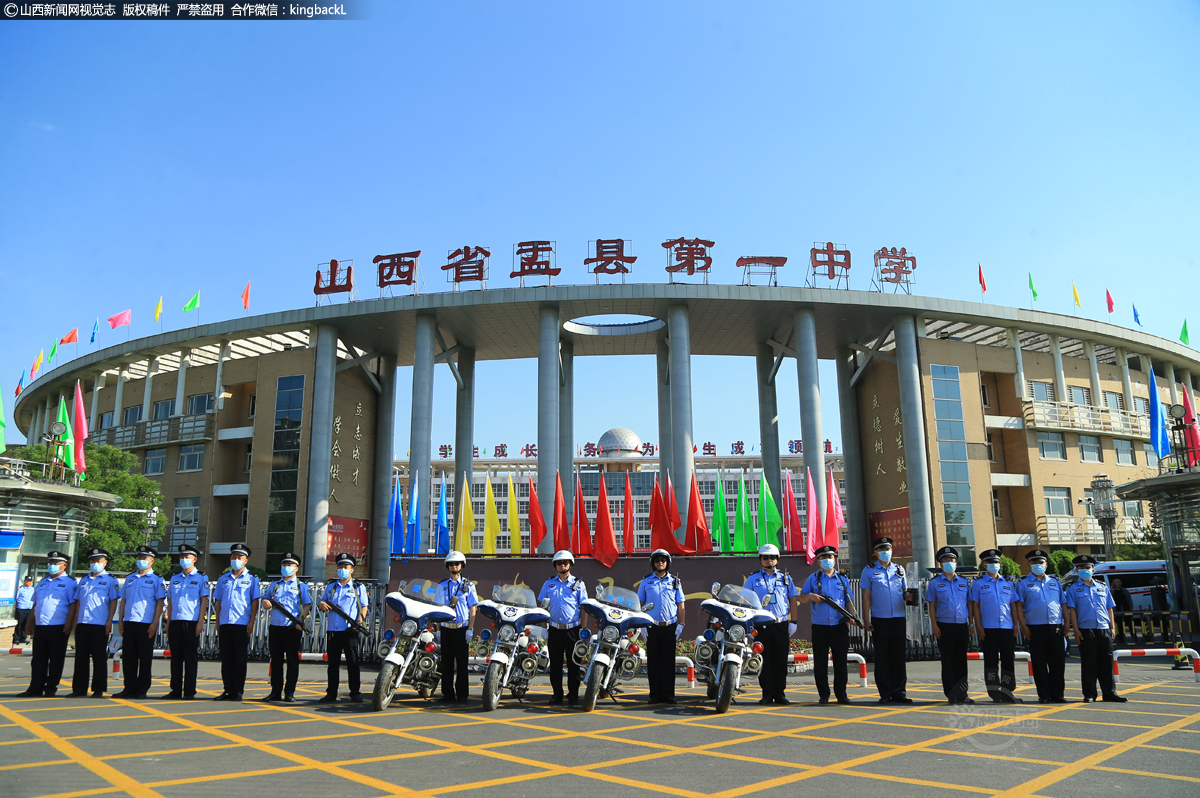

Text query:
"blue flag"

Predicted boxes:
[[435, 478, 450, 556], [405, 478, 421, 557], [1148, 386, 1170, 458], [387, 479, 404, 558], [1133, 304, 1142, 327], [89, 318, 98, 344]]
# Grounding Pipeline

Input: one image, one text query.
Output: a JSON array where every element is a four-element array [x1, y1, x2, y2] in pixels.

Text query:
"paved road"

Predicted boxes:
[[1, 655, 1197, 798]]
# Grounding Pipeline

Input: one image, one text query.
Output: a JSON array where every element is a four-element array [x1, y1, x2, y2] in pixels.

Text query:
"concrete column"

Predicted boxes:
[[559, 339, 574, 530], [42, 394, 54, 439], [1181, 369, 1195, 416], [1085, 342, 1102, 405], [454, 347, 476, 515], [755, 343, 782, 517], [894, 314, 935, 571], [1118, 348, 1134, 412], [141, 357, 159, 421], [656, 339, 673, 482], [836, 348, 870, 573], [1009, 329, 1027, 400], [667, 305, 694, 534], [1140, 355, 1157, 410], [28, 405, 40, 442], [371, 354, 397, 581], [410, 315, 437, 552], [303, 324, 338, 579], [213, 341, 231, 411], [173, 349, 190, 416], [88, 373, 105, 431], [1049, 334, 1067, 403], [795, 307, 827, 527], [536, 306, 560, 553], [1166, 362, 1180, 405], [69, 389, 76, 431]]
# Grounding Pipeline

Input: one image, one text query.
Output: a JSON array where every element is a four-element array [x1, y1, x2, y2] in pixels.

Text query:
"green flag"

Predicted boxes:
[[56, 396, 73, 451], [48, 340, 57, 364], [712, 475, 731, 552], [758, 474, 784, 550], [182, 291, 200, 312], [1182, 320, 1190, 346], [1028, 272, 1038, 301], [0, 382, 6, 455], [732, 472, 755, 553]]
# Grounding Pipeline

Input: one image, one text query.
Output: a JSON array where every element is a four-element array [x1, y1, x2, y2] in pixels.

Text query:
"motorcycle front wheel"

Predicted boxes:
[[372, 661, 399, 711], [715, 663, 739, 714], [481, 661, 504, 712], [582, 663, 608, 712]]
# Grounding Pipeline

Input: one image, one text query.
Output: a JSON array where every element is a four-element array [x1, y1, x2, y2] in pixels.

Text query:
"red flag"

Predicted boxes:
[[823, 468, 843, 549], [665, 473, 682, 532], [573, 473, 592, 556], [72, 381, 89, 473], [1106, 289, 1115, 314], [241, 281, 251, 310], [650, 476, 689, 555], [783, 471, 802, 552], [592, 476, 619, 567], [60, 328, 79, 345], [552, 472, 570, 552], [805, 468, 820, 565], [978, 263, 986, 295], [623, 472, 635, 554], [686, 472, 713, 554], [528, 476, 547, 552], [1181, 387, 1200, 468], [108, 309, 131, 329]]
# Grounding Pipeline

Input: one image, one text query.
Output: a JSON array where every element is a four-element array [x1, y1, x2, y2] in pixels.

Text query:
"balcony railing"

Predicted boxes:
[[1023, 400, 1150, 440], [1036, 515, 1132, 547], [0, 456, 82, 487], [91, 413, 214, 451]]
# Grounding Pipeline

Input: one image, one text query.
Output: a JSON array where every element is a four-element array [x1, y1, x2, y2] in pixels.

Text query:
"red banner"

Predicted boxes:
[[326, 516, 369, 563], [868, 507, 912, 559]]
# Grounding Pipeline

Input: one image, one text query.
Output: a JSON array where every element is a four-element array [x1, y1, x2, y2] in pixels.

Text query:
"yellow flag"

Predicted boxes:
[[455, 475, 474, 552], [36, 349, 43, 367], [507, 473, 521, 555], [153, 296, 163, 322], [1072, 282, 1081, 308], [483, 478, 501, 557]]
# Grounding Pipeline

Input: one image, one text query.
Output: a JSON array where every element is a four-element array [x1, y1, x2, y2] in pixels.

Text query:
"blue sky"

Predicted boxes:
[[2, 1, 1198, 458]]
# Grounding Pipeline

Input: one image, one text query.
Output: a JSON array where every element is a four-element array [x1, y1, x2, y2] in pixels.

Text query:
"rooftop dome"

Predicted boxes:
[[598, 427, 642, 459]]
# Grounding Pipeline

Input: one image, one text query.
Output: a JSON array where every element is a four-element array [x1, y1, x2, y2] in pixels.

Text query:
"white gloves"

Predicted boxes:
[[788, 623, 797, 637], [675, 624, 684, 638], [465, 630, 473, 643]]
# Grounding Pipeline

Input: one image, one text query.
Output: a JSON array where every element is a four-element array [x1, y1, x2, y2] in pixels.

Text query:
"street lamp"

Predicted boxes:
[[1089, 474, 1118, 562]]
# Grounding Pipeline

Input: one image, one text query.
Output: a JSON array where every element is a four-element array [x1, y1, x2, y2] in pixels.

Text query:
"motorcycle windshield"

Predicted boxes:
[[597, 586, 642, 612], [404, 578, 447, 606], [715, 584, 763, 609], [492, 584, 538, 608]]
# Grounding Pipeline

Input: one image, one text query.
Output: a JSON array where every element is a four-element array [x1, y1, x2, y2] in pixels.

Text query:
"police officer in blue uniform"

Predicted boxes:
[[800, 545, 858, 705], [71, 548, 120, 697], [14, 576, 34, 646], [17, 552, 77, 697], [437, 550, 477, 706], [926, 546, 973, 704], [319, 553, 369, 704], [637, 549, 687, 705], [539, 550, 587, 706], [261, 552, 311, 702], [164, 544, 208, 699], [746, 543, 800, 705], [213, 543, 259, 701], [1065, 554, 1126, 703], [114, 545, 167, 699], [861, 537, 912, 703], [968, 548, 1021, 703], [1013, 549, 1068, 704]]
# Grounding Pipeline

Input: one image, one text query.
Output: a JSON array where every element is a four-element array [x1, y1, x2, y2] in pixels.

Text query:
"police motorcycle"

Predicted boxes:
[[372, 578, 456, 711], [693, 583, 777, 713], [475, 584, 552, 711], [573, 584, 656, 712]]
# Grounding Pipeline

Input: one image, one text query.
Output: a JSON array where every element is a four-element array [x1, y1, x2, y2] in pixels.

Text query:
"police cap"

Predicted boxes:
[[1072, 554, 1098, 567], [935, 546, 958, 562], [335, 553, 356, 566], [814, 545, 837, 557], [86, 547, 111, 560], [177, 544, 201, 558], [46, 550, 69, 562], [230, 543, 251, 557], [136, 545, 159, 559], [872, 537, 894, 550], [280, 552, 301, 565], [979, 548, 1003, 563], [1024, 549, 1050, 561]]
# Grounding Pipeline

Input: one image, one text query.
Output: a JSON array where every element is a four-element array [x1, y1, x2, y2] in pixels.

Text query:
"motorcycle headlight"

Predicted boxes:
[[498, 625, 517, 642], [400, 619, 418, 637], [602, 625, 620, 643], [728, 624, 746, 642]]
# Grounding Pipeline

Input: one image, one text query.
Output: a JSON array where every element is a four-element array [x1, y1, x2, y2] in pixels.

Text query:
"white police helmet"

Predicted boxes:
[[552, 550, 575, 564], [444, 550, 466, 566], [758, 543, 781, 558]]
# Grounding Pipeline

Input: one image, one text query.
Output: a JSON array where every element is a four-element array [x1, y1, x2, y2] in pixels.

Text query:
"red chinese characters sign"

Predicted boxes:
[[375, 250, 420, 288], [868, 507, 912, 559], [585, 239, 637, 275], [326, 516, 369, 563], [511, 240, 559, 283], [443, 246, 489, 286], [662, 237, 714, 278], [314, 259, 353, 296]]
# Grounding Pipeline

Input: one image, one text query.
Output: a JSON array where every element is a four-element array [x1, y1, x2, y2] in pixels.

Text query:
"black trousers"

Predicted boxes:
[[326, 630, 362, 696], [27, 624, 68, 695], [1078, 629, 1118, 699], [871, 616, 907, 699], [757, 621, 790, 701], [1028, 624, 1066, 701], [168, 619, 200, 696], [122, 621, 155, 695], [981, 627, 1016, 700], [935, 623, 970, 702], [547, 626, 581, 700], [13, 609, 30, 644], [439, 627, 469, 701], [72, 624, 110, 695], [218, 624, 249, 696], [646, 625, 678, 701], [811, 622, 849, 700], [268, 625, 302, 696]]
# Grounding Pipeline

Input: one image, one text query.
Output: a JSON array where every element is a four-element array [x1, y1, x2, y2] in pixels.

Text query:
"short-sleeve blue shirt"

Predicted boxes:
[[1065, 579, 1115, 629], [32, 574, 77, 626], [323, 579, 369, 631], [266, 578, 311, 627], [122, 572, 167, 623], [214, 570, 261, 625], [538, 575, 587, 626], [860, 562, 907, 619], [969, 574, 1018, 629], [76, 572, 120, 625], [925, 574, 970, 624], [438, 577, 478, 626], [746, 570, 799, 622], [15, 585, 34, 609], [801, 570, 853, 626], [168, 570, 209, 621], [1014, 574, 1065, 625], [637, 573, 686, 624]]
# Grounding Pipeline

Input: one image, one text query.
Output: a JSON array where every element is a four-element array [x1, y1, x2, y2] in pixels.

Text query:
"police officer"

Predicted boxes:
[[13, 576, 34, 646], [968, 548, 1021, 703], [861, 537, 911, 704], [16, 552, 77, 697], [213, 543, 259, 701], [539, 550, 587, 706], [637, 549, 687, 705], [800, 545, 857, 705], [261, 552, 311, 702], [71, 548, 120, 697], [436, 550, 477, 705], [319, 553, 369, 704], [114, 545, 166, 699], [925, 546, 972, 704], [746, 543, 799, 705], [1065, 555, 1126, 703], [164, 545, 208, 699], [1013, 549, 1067, 704]]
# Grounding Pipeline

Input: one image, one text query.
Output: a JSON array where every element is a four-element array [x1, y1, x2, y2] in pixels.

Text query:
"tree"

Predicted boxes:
[[1049, 550, 1075, 576], [999, 555, 1022, 578], [1115, 521, 1165, 562]]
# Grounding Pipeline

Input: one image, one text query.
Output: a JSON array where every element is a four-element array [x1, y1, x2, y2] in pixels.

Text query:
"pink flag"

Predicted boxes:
[[72, 380, 89, 473], [824, 468, 845, 549], [805, 468, 820, 565], [1181, 387, 1200, 468], [1106, 289, 1115, 314], [108, 309, 132, 329], [783, 470, 803, 552]]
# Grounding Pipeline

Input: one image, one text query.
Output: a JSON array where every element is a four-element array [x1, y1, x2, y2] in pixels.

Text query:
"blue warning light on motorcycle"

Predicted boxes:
[[703, 629, 715, 641]]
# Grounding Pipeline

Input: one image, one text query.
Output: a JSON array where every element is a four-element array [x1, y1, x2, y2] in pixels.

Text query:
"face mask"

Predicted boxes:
[[136, 559, 152, 571], [819, 558, 835, 571], [942, 561, 956, 574], [89, 562, 104, 574], [1077, 569, 1093, 580], [337, 568, 350, 580], [47, 563, 62, 576], [281, 565, 296, 577], [230, 559, 245, 571], [986, 563, 1001, 575], [877, 550, 892, 563], [1031, 563, 1047, 576], [180, 558, 194, 570]]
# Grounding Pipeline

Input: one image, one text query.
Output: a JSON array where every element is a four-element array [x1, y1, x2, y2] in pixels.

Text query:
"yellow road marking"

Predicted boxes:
[[842, 769, 999, 794]]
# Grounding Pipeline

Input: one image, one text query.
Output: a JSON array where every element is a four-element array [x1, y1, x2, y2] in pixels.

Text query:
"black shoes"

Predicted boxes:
[[66, 692, 88, 698], [348, 694, 363, 704], [818, 697, 830, 705], [161, 692, 183, 700], [318, 695, 338, 704], [566, 697, 578, 707], [14, 690, 41, 698], [111, 690, 134, 698], [760, 697, 774, 705], [282, 695, 295, 703], [213, 692, 231, 701], [261, 693, 282, 702], [836, 697, 852, 705], [548, 697, 564, 706], [663, 698, 678, 705], [890, 696, 913, 704], [1102, 694, 1128, 703], [775, 697, 791, 705]]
